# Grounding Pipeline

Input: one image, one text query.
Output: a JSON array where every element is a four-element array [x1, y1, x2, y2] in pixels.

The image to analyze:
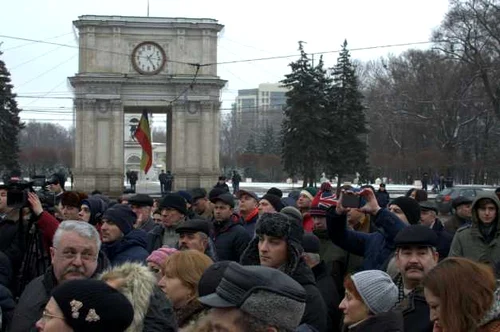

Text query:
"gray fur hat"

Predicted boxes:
[[240, 212, 304, 275], [199, 263, 306, 331]]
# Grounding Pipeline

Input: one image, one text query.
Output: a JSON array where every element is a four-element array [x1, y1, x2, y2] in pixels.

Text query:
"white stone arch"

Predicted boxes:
[[70, 15, 226, 194]]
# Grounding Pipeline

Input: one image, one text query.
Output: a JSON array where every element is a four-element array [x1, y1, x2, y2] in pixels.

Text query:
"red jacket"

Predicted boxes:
[[36, 211, 60, 252], [303, 213, 314, 232]]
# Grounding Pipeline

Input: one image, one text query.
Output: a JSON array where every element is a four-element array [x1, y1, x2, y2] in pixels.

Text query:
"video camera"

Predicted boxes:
[[6, 180, 35, 208], [31, 175, 57, 209]]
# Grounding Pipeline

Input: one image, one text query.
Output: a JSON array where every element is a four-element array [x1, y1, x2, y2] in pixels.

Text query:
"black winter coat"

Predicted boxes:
[[291, 261, 328, 332], [213, 182, 230, 193], [143, 286, 177, 332], [0, 218, 23, 278], [398, 288, 433, 332], [7, 251, 109, 332], [102, 229, 149, 266], [211, 215, 251, 262], [376, 190, 391, 208], [432, 219, 453, 260], [343, 311, 404, 332], [312, 261, 342, 332], [0, 284, 15, 331]]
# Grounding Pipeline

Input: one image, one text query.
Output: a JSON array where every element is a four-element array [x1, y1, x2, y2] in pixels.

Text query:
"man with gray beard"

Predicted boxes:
[[8, 221, 109, 332]]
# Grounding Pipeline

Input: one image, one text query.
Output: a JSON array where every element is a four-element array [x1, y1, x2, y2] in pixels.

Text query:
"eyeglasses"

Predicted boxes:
[[54, 248, 97, 262], [42, 310, 65, 322]]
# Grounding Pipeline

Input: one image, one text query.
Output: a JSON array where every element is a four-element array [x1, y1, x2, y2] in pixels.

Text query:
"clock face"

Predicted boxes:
[[131, 41, 166, 75]]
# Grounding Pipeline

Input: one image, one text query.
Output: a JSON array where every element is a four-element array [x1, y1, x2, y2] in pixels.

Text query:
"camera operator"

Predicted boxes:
[[27, 192, 60, 252], [46, 173, 66, 203]]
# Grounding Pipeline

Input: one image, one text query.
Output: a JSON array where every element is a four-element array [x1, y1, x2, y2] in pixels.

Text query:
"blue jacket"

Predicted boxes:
[[326, 208, 407, 270], [102, 229, 149, 266]]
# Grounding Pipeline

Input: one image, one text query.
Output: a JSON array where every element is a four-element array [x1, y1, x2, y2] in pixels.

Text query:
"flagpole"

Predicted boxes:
[[147, 0, 150, 17]]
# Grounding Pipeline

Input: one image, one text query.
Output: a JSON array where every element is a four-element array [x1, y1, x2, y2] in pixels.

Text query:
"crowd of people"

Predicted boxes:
[[0, 172, 499, 331]]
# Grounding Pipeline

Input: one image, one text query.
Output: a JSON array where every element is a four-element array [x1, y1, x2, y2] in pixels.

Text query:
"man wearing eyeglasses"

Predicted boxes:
[[8, 221, 109, 332]]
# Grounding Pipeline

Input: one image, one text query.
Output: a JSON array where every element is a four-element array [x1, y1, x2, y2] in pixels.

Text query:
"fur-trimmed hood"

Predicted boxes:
[[99, 262, 156, 332]]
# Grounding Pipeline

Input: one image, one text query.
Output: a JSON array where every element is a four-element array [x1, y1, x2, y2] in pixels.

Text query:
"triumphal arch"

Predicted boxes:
[[69, 15, 226, 194]]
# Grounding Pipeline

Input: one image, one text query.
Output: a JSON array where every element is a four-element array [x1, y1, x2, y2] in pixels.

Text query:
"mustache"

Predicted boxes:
[[179, 244, 188, 250], [63, 266, 85, 276], [405, 264, 424, 272]]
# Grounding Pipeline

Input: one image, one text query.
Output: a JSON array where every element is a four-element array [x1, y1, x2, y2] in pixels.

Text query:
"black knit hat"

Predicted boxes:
[[389, 196, 421, 225], [51, 279, 134, 332], [159, 193, 187, 215], [260, 194, 284, 212], [267, 187, 283, 198], [102, 204, 136, 235], [301, 233, 320, 254]]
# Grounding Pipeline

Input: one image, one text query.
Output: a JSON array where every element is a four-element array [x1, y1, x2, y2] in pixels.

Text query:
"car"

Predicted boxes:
[[435, 186, 484, 214]]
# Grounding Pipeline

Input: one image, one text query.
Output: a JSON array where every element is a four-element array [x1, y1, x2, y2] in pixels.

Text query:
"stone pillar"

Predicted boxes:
[[168, 100, 219, 190], [73, 98, 124, 195]]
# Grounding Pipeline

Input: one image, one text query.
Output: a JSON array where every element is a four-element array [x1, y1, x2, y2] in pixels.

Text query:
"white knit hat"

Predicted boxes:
[[351, 270, 398, 314]]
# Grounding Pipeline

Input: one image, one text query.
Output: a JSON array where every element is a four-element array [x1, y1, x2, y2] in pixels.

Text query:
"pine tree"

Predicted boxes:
[[0, 53, 23, 175], [281, 42, 331, 186], [245, 134, 258, 153], [259, 124, 279, 155], [326, 40, 369, 186]]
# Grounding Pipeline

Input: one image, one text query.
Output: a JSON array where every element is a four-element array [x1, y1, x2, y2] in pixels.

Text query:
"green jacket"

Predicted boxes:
[[449, 193, 500, 267]]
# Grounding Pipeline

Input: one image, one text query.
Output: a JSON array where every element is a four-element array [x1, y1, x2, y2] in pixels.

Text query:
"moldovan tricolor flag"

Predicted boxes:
[[134, 109, 153, 174]]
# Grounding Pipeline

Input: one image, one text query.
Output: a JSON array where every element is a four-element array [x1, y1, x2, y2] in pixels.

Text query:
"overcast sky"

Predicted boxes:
[[1, 0, 450, 128]]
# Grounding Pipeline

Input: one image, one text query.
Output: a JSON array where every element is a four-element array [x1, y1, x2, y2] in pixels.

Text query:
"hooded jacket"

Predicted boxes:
[[99, 262, 177, 332], [83, 196, 108, 226], [102, 229, 149, 266], [240, 213, 328, 332], [449, 193, 500, 267]]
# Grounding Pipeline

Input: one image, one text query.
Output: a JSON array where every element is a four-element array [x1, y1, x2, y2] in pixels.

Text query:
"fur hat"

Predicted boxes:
[[60, 191, 88, 208], [240, 212, 304, 275], [199, 263, 306, 331], [51, 279, 134, 332]]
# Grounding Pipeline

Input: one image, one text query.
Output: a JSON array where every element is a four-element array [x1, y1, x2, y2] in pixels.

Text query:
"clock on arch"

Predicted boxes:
[[131, 41, 167, 75]]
